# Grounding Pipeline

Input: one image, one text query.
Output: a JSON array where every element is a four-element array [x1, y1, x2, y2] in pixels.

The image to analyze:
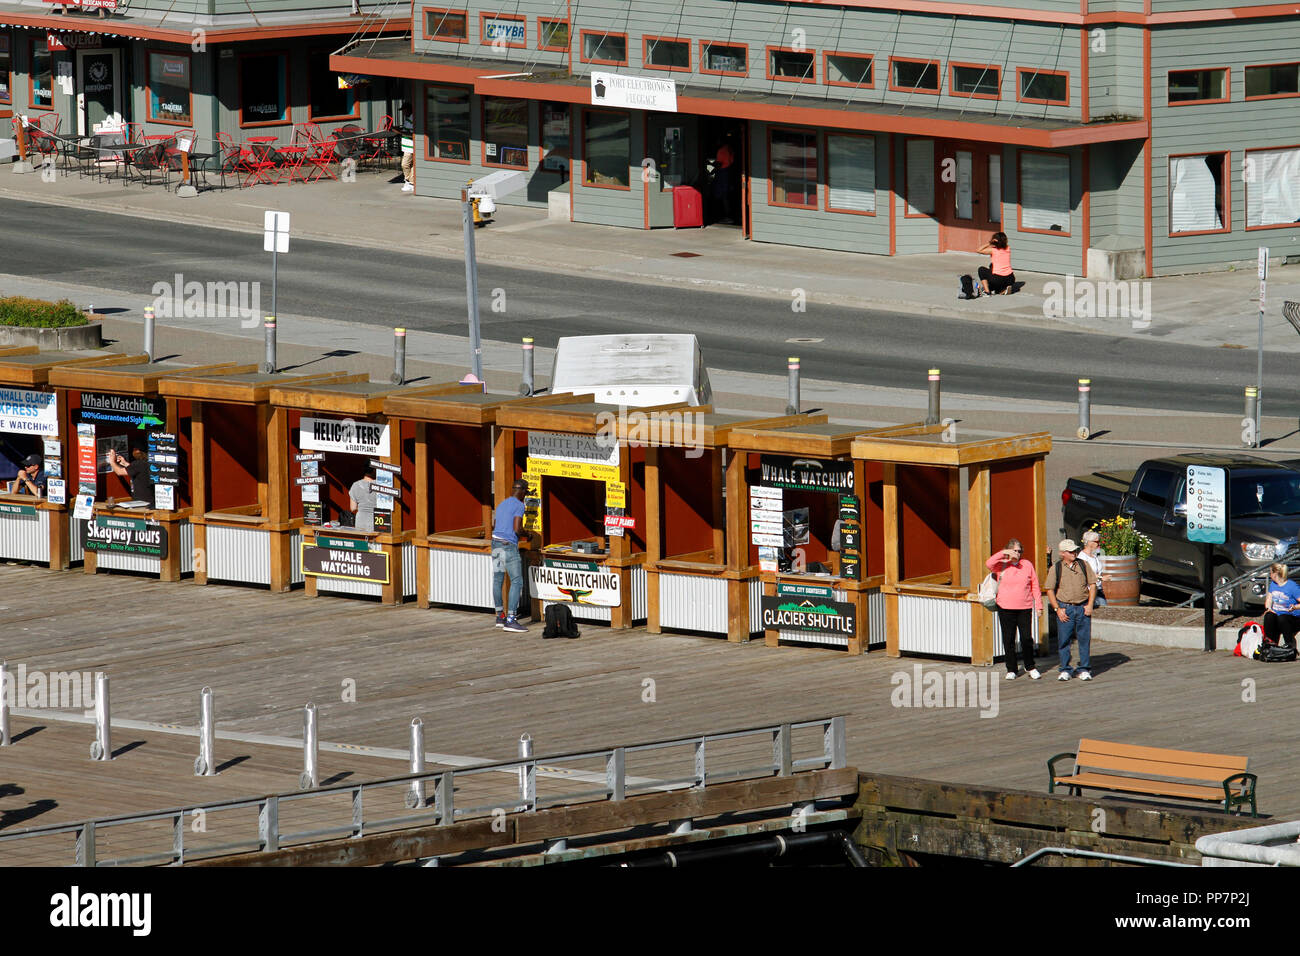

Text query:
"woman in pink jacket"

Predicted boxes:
[[985, 538, 1043, 679]]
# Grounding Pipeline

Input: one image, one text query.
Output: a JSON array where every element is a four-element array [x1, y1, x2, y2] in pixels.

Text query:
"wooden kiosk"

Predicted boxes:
[[727, 419, 890, 655], [850, 429, 1052, 665], [493, 398, 667, 628], [0, 347, 140, 568], [269, 379, 479, 605], [47, 359, 250, 581], [158, 370, 363, 591]]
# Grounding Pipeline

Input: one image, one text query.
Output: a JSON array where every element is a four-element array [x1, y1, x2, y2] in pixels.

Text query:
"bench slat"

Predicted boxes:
[[1075, 751, 1246, 784], [1077, 738, 1248, 773], [1055, 771, 1236, 802]]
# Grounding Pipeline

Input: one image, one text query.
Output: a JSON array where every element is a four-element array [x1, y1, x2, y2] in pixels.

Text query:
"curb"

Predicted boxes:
[[1093, 618, 1232, 652]]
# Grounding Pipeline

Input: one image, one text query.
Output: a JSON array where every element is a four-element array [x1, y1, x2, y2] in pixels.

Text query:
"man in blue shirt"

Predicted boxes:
[[8, 455, 45, 496], [493, 479, 529, 632], [1263, 562, 1300, 648]]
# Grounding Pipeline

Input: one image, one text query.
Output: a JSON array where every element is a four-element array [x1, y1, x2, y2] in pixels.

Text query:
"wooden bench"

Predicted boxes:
[[1048, 738, 1257, 816]]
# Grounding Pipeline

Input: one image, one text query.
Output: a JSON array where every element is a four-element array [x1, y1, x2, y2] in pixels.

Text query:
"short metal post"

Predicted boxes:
[[0, 661, 10, 746], [405, 717, 425, 809], [391, 327, 407, 385], [785, 356, 800, 415], [520, 337, 535, 396], [299, 702, 319, 790], [262, 316, 277, 375], [826, 716, 846, 770], [90, 673, 110, 761], [518, 733, 533, 806], [143, 306, 155, 362], [925, 368, 941, 425], [195, 686, 216, 776], [606, 747, 626, 801], [1076, 378, 1092, 440], [1245, 387, 1259, 448]]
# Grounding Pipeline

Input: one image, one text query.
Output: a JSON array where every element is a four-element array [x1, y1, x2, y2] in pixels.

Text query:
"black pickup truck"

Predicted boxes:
[[1061, 454, 1300, 609]]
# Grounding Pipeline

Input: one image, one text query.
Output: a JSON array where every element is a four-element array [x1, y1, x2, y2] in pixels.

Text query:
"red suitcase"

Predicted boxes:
[[672, 185, 703, 229]]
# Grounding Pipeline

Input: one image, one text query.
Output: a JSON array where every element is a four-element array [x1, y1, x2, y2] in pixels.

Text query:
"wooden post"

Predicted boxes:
[[267, 405, 291, 592], [414, 421, 431, 608], [882, 464, 900, 657], [1033, 456, 1048, 648], [15, 120, 27, 161], [763, 576, 779, 647], [725, 448, 751, 643], [608, 445, 633, 628], [968, 465, 995, 666], [48, 389, 71, 571], [159, 520, 182, 582], [644, 447, 662, 633], [191, 402, 209, 585], [846, 587, 866, 656]]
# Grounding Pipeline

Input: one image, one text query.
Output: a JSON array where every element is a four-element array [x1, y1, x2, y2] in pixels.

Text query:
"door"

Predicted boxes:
[[1122, 465, 1183, 579], [937, 140, 1001, 253], [644, 114, 701, 228], [77, 49, 122, 136]]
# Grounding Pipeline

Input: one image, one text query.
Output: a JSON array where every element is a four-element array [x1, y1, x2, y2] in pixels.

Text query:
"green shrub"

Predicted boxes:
[[0, 296, 90, 328]]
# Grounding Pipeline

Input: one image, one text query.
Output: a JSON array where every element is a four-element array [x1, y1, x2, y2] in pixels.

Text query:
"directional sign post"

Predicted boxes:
[[263, 211, 290, 374], [1187, 464, 1227, 652]]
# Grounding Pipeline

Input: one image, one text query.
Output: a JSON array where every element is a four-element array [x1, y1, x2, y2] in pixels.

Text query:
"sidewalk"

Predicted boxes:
[[4, 165, 1300, 350]]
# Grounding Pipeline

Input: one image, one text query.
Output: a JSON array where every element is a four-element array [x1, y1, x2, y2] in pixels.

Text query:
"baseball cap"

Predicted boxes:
[[23, 454, 41, 468], [1058, 538, 1080, 553]]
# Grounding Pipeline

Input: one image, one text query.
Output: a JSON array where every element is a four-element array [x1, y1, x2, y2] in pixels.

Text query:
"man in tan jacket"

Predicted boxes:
[[1045, 539, 1096, 682]]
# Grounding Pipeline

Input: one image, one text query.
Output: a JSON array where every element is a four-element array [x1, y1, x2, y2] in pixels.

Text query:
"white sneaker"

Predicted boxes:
[[1058, 671, 1071, 681], [1005, 671, 1017, 680], [1078, 670, 1092, 681], [401, 183, 414, 193], [1028, 668, 1041, 680]]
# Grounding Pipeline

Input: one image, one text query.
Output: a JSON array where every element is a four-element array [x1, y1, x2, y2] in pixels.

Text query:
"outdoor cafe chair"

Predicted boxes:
[[240, 137, 281, 187], [128, 141, 172, 189], [362, 115, 395, 168], [36, 113, 61, 135], [303, 133, 340, 183]]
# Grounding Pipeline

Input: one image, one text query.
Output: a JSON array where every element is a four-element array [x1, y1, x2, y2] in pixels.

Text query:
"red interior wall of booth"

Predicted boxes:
[[204, 401, 259, 511], [288, 409, 304, 520], [990, 460, 1036, 561], [898, 463, 951, 581], [660, 448, 713, 559], [863, 459, 885, 579], [431, 422, 483, 533]]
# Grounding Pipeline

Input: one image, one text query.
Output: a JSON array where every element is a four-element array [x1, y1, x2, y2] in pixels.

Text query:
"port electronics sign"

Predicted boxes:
[[0, 388, 59, 435]]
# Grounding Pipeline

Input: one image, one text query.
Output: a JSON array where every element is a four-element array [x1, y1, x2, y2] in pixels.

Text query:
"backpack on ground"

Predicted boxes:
[[959, 274, 977, 300], [543, 603, 581, 639], [1255, 638, 1297, 662], [1235, 622, 1263, 659], [978, 572, 999, 610]]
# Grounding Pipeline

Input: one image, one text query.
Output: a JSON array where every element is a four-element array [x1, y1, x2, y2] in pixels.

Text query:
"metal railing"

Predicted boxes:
[[1012, 847, 1192, 868], [0, 716, 846, 867]]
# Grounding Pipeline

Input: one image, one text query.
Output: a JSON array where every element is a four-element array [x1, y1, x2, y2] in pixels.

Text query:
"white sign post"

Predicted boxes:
[[1256, 247, 1268, 445], [1187, 464, 1227, 652], [263, 211, 290, 374]]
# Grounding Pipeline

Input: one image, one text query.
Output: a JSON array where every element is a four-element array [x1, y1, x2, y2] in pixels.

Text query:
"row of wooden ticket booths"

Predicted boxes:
[[0, 346, 1051, 664]]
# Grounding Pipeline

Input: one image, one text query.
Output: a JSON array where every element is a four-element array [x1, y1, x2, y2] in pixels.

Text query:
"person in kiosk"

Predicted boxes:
[[492, 478, 529, 634], [349, 467, 378, 533], [109, 447, 153, 503], [8, 455, 45, 496]]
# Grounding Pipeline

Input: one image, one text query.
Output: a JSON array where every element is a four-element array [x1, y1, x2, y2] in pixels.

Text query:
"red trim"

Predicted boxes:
[[0, 32, 11, 107], [743, 0, 1300, 26], [1017, 68, 1069, 106], [888, 133, 896, 255], [1143, 29, 1152, 277], [642, 35, 691, 73], [888, 57, 941, 94], [581, 108, 631, 190], [1017, 149, 1072, 237], [1167, 150, 1230, 236], [27, 36, 53, 112], [423, 83, 472, 164], [579, 30, 628, 67], [1245, 145, 1300, 231], [766, 46, 817, 84], [768, 125, 819, 209], [700, 41, 748, 77], [0, 10, 398, 43], [1079, 31, 1088, 123], [145, 48, 193, 126], [948, 62, 1001, 100], [823, 51, 874, 89], [1081, 144, 1090, 276], [479, 12, 525, 50], [1243, 62, 1300, 101], [537, 17, 569, 52], [238, 50, 292, 128], [1166, 67, 1230, 106], [642, 111, 650, 230], [824, 132, 877, 216], [902, 136, 933, 217], [421, 7, 469, 43]]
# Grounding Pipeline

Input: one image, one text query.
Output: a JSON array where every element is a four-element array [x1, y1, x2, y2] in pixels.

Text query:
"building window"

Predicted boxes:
[[769, 127, 817, 208], [826, 134, 875, 214], [147, 51, 191, 124], [30, 37, 52, 110], [0, 34, 11, 105], [1018, 69, 1068, 105], [481, 13, 525, 49], [425, 85, 470, 162], [1169, 153, 1227, 234], [1245, 63, 1300, 100], [769, 47, 815, 83], [240, 53, 290, 126], [644, 37, 690, 72], [1019, 151, 1071, 234], [539, 101, 570, 181], [951, 63, 1000, 99], [1167, 68, 1228, 104], [824, 52, 872, 88], [538, 18, 569, 52], [483, 96, 528, 168], [890, 58, 940, 93], [1245, 146, 1300, 229], [308, 49, 357, 121], [584, 110, 629, 188], [701, 42, 747, 76], [988, 154, 1002, 223], [580, 32, 627, 66], [905, 138, 934, 216], [424, 8, 468, 42]]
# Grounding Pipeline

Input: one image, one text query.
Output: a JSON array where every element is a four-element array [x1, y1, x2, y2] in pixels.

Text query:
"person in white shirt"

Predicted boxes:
[[1078, 530, 1107, 606], [398, 104, 414, 194]]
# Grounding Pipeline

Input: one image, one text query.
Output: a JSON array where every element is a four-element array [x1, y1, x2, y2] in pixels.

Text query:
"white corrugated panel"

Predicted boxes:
[[290, 532, 303, 585], [95, 549, 162, 574], [0, 511, 49, 562], [657, 573, 727, 633], [181, 523, 194, 574], [748, 578, 762, 636], [779, 628, 849, 648], [898, 595, 973, 657], [316, 575, 383, 597], [206, 525, 271, 585], [631, 566, 646, 624], [430, 548, 493, 609], [69, 516, 84, 563], [402, 542, 417, 599], [867, 587, 886, 649]]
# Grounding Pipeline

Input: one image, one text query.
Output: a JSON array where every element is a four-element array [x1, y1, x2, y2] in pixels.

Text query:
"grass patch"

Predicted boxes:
[[0, 296, 90, 328]]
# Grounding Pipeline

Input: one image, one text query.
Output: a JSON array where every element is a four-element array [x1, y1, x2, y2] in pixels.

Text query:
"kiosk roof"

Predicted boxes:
[[47, 361, 252, 393]]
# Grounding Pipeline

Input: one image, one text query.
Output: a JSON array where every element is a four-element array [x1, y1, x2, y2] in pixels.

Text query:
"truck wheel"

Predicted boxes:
[[1212, 564, 1239, 613]]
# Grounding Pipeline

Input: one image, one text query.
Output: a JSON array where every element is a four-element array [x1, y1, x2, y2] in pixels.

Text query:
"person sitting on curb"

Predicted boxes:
[[1046, 539, 1097, 681], [1262, 562, 1300, 649], [976, 232, 1016, 296]]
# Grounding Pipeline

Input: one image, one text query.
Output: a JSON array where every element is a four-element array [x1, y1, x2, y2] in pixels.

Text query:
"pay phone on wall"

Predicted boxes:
[[659, 126, 683, 187]]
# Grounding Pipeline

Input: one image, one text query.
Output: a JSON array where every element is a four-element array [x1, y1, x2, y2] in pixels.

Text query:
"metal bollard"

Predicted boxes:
[[785, 357, 800, 415], [261, 316, 277, 375], [519, 337, 535, 397], [405, 717, 426, 809], [90, 673, 111, 761], [925, 368, 941, 426], [0, 661, 10, 747], [299, 702, 319, 790], [391, 327, 407, 385], [195, 686, 216, 776], [1076, 378, 1092, 440], [1245, 387, 1259, 448], [518, 733, 533, 805], [143, 306, 155, 362]]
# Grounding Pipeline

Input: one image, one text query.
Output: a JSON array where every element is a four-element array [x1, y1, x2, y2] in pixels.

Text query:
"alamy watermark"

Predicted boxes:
[[1042, 275, 1151, 330], [595, 408, 706, 459], [150, 273, 262, 328], [890, 664, 999, 719], [3, 664, 102, 711]]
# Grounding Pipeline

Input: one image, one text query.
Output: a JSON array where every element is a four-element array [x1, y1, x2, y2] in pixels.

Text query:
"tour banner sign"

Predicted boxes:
[[301, 535, 390, 584], [300, 417, 391, 457], [760, 594, 857, 637], [82, 515, 168, 558], [758, 456, 853, 493], [0, 388, 59, 436], [533, 558, 620, 607], [78, 393, 164, 430]]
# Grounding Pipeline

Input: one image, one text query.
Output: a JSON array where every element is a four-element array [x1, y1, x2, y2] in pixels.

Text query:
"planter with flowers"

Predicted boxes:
[[1094, 516, 1153, 606]]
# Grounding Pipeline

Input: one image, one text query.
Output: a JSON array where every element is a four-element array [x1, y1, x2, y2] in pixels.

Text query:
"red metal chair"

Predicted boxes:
[[36, 113, 61, 135], [361, 114, 393, 168], [303, 132, 340, 182]]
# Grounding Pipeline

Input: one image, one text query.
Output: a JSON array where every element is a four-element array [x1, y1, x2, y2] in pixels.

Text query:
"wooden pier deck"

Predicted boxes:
[[0, 565, 1293, 862]]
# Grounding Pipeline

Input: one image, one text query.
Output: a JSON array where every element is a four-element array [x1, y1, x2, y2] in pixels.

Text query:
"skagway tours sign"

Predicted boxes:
[[82, 515, 168, 558]]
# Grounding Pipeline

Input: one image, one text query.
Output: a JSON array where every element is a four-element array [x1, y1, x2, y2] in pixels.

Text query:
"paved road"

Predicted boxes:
[[5, 197, 1293, 414]]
